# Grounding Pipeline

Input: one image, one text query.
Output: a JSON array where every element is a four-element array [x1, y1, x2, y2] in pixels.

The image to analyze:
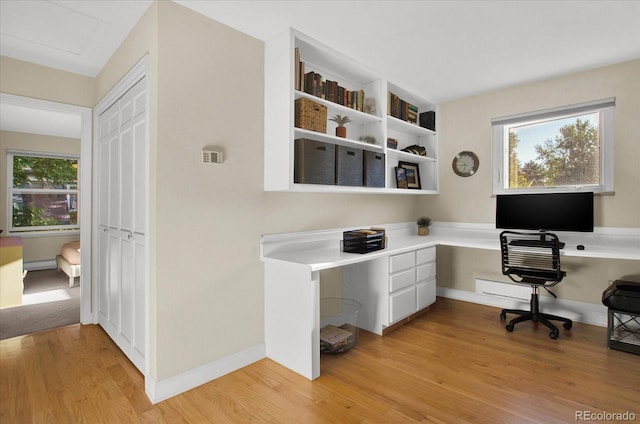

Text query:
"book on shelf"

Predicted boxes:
[[388, 91, 419, 124], [294, 48, 300, 91], [296, 51, 367, 112]]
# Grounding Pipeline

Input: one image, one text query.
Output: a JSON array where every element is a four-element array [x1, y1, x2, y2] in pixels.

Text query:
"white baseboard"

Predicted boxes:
[[24, 259, 57, 271], [145, 343, 266, 404], [437, 283, 608, 327]]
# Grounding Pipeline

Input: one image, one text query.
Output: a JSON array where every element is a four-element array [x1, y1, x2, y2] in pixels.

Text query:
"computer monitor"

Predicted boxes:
[[496, 192, 594, 233]]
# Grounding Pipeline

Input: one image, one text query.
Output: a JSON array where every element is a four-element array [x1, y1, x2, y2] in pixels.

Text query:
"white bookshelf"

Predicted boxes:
[[264, 28, 439, 194]]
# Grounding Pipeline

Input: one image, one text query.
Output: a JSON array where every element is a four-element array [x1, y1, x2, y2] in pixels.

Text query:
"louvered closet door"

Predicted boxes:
[[97, 77, 147, 372]]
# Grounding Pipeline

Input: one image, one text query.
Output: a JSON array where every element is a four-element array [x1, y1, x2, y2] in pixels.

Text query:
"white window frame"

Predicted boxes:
[[7, 150, 80, 236], [492, 98, 615, 195]]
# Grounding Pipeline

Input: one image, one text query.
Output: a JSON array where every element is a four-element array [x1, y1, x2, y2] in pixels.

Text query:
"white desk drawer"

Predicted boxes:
[[416, 247, 436, 264], [389, 251, 415, 273], [417, 262, 436, 282], [417, 279, 436, 310], [389, 268, 415, 292], [390, 287, 416, 323]]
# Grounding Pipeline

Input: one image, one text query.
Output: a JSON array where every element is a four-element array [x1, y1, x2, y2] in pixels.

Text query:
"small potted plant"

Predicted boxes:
[[417, 216, 431, 236], [330, 114, 351, 138]]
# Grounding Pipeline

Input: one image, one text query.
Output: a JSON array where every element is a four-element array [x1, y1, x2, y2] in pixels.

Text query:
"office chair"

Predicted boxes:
[[499, 230, 573, 339]]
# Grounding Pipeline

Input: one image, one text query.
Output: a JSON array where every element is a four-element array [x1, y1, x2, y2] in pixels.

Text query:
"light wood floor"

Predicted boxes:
[[2, 297, 638, 423]]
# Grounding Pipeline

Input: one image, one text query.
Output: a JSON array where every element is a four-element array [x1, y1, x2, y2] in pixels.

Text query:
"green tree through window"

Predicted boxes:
[[508, 116, 600, 189], [9, 153, 79, 232]]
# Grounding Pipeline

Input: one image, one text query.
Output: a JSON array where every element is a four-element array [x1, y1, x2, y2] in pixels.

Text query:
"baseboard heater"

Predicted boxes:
[[23, 259, 57, 271]]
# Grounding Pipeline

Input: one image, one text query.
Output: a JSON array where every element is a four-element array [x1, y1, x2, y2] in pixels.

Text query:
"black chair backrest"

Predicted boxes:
[[500, 231, 565, 286]]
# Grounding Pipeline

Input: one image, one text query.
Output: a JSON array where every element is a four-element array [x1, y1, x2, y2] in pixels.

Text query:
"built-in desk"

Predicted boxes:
[[261, 222, 640, 380]]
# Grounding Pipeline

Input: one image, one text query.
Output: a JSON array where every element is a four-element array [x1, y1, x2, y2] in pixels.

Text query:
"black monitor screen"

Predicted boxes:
[[496, 192, 594, 232]]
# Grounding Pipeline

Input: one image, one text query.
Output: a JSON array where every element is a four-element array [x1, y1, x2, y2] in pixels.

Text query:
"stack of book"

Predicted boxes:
[[294, 48, 366, 112], [387, 92, 418, 124], [320, 324, 355, 353]]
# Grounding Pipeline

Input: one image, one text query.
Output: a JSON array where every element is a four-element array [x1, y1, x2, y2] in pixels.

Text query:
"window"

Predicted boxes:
[[492, 98, 614, 194], [7, 151, 79, 235]]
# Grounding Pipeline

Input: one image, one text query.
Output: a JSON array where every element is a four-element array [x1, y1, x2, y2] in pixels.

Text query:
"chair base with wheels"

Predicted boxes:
[[500, 286, 572, 339]]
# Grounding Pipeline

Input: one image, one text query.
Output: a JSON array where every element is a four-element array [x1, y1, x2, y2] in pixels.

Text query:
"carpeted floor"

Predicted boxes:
[[0, 269, 80, 340]]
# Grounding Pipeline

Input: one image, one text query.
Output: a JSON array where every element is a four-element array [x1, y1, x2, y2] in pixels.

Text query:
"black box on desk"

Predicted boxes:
[[342, 229, 385, 254], [294, 138, 335, 185], [364, 151, 385, 188], [336, 145, 363, 186]]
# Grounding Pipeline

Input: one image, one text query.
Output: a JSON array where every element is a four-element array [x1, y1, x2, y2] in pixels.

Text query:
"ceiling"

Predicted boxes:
[[1, 0, 639, 135]]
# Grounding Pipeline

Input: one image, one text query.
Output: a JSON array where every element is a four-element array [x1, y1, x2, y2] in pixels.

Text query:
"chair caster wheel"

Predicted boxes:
[[500, 311, 506, 321], [505, 323, 514, 332], [549, 330, 559, 339], [563, 322, 572, 330]]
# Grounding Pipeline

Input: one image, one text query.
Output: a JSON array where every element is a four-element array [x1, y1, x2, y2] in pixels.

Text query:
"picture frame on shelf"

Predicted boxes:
[[398, 161, 421, 189], [395, 167, 408, 189]]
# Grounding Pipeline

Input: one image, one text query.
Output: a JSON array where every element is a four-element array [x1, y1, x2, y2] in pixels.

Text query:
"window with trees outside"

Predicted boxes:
[[7, 151, 80, 235], [492, 98, 614, 195]]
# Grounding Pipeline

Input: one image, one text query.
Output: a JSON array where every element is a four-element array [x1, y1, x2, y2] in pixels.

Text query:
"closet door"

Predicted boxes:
[[96, 77, 147, 372]]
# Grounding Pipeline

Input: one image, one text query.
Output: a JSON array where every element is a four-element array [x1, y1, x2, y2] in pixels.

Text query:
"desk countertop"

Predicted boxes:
[[261, 222, 640, 270]]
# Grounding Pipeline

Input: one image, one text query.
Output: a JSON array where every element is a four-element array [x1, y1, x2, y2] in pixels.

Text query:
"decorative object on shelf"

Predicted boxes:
[[364, 97, 376, 114], [387, 138, 398, 149], [295, 98, 327, 133], [359, 135, 377, 144], [417, 216, 431, 236], [398, 161, 422, 189], [395, 167, 408, 188], [419, 111, 436, 131], [452, 150, 479, 177], [330, 114, 351, 138], [402, 144, 427, 156]]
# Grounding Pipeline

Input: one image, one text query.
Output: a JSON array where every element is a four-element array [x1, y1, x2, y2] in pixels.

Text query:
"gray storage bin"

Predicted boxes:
[[336, 145, 363, 186], [294, 138, 335, 185], [364, 151, 385, 187]]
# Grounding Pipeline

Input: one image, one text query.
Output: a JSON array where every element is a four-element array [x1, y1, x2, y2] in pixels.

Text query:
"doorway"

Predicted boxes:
[[0, 93, 92, 328]]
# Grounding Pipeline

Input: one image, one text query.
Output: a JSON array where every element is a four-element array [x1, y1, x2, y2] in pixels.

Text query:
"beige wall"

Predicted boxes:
[[0, 56, 94, 107], [419, 60, 640, 303], [0, 131, 81, 262], [151, 1, 417, 380], [421, 59, 640, 226]]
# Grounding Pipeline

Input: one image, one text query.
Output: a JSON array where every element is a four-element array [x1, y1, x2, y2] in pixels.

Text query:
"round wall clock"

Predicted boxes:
[[452, 151, 479, 177]]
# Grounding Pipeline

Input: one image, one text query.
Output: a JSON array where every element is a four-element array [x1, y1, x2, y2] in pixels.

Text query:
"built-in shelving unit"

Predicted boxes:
[[264, 28, 439, 194]]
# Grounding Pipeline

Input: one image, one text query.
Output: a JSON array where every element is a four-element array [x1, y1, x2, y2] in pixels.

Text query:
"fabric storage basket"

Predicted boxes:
[[295, 98, 327, 133]]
